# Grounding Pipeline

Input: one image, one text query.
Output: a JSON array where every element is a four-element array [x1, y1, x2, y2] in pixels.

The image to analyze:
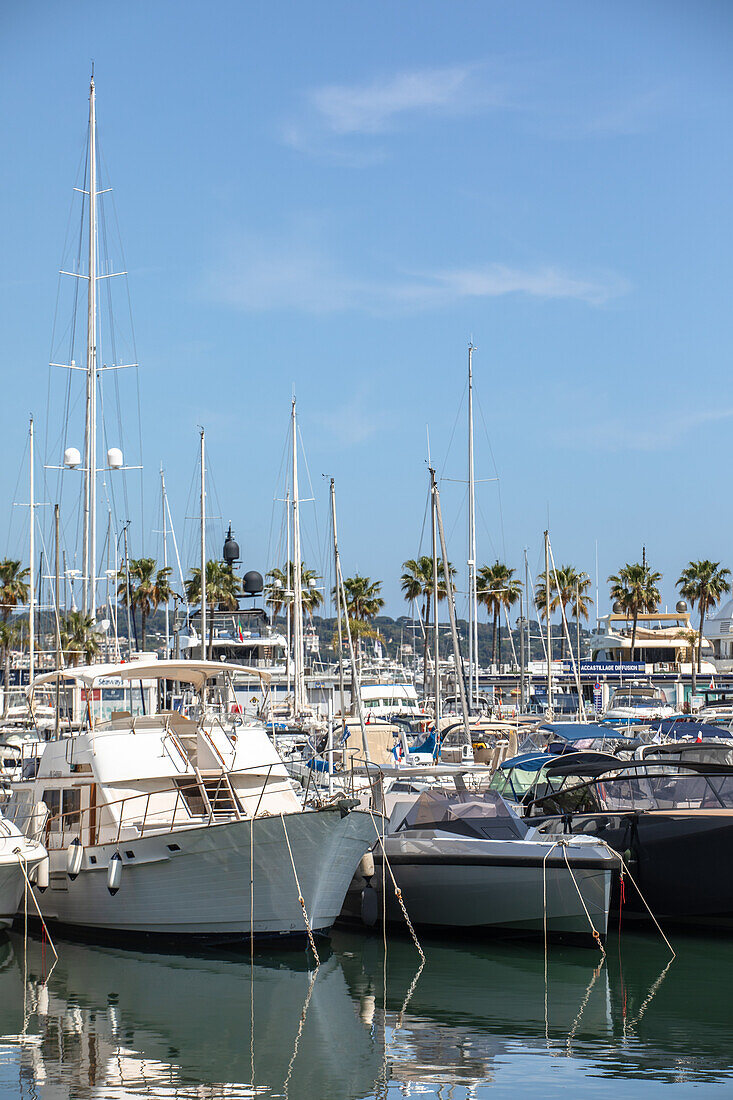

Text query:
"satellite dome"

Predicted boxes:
[[64, 447, 81, 469], [676, 599, 688, 613], [107, 447, 123, 469], [612, 600, 624, 614], [243, 570, 263, 595], [223, 524, 240, 566]]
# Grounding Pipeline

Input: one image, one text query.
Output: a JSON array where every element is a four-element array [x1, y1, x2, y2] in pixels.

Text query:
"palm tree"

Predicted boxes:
[[608, 561, 662, 660], [478, 562, 521, 665], [59, 611, 100, 667], [677, 559, 731, 673], [0, 559, 29, 624], [401, 555, 456, 695], [185, 560, 240, 658], [0, 620, 21, 718], [534, 564, 593, 659], [265, 562, 323, 620], [117, 558, 174, 652], [336, 574, 385, 666], [677, 628, 700, 697]]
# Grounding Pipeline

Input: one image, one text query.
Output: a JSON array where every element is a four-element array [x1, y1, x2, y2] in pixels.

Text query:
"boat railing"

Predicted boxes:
[[7, 758, 305, 850]]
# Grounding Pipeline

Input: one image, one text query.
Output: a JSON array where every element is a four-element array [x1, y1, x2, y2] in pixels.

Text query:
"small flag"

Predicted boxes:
[[237, 618, 244, 642]]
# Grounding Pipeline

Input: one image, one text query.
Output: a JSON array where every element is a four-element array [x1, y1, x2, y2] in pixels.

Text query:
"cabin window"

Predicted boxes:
[[41, 788, 81, 832], [42, 789, 61, 830], [63, 789, 81, 828]]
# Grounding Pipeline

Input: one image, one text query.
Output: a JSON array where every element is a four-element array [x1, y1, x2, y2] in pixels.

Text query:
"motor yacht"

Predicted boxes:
[[4, 659, 375, 943], [0, 811, 46, 929], [352, 765, 619, 944], [603, 684, 676, 723], [522, 757, 733, 928]]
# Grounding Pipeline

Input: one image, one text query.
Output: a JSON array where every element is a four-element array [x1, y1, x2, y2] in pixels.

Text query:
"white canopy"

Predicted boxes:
[[28, 658, 271, 696]]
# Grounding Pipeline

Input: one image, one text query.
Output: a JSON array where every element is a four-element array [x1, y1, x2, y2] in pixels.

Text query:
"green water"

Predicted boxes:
[[0, 926, 730, 1099]]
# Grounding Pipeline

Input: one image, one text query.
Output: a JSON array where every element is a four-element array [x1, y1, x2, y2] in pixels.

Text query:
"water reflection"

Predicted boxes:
[[0, 927, 731, 1099]]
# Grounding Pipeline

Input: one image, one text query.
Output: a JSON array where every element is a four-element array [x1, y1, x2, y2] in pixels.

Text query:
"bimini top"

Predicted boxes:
[[649, 718, 728, 741], [538, 722, 619, 741], [28, 658, 271, 695]]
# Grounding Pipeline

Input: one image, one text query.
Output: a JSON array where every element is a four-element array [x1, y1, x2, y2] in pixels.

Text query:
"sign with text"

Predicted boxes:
[[563, 661, 647, 675]]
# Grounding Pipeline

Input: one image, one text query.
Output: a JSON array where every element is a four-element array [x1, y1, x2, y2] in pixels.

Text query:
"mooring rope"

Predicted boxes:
[[367, 808, 425, 963], [280, 814, 320, 966], [249, 812, 255, 1089], [282, 968, 318, 1100]]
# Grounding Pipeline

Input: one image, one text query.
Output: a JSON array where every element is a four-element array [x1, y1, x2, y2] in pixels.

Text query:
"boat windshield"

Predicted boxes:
[[530, 771, 733, 816], [610, 694, 665, 709], [396, 790, 527, 840]]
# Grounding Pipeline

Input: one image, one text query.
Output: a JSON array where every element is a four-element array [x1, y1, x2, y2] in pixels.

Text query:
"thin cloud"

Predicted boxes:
[[207, 230, 626, 315], [284, 62, 508, 155], [565, 407, 733, 453], [310, 65, 490, 135]]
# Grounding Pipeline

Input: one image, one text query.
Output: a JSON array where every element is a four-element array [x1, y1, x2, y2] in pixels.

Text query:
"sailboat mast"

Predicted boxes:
[[291, 398, 305, 713], [330, 478, 346, 739], [467, 342, 478, 711], [200, 429, 206, 659], [29, 416, 35, 684], [431, 473, 440, 723], [161, 467, 170, 653], [431, 467, 472, 746], [330, 478, 367, 757], [82, 71, 98, 618], [545, 529, 552, 716]]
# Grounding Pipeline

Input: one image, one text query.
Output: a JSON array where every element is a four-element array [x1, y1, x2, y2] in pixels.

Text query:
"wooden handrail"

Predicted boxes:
[[20, 757, 292, 848]]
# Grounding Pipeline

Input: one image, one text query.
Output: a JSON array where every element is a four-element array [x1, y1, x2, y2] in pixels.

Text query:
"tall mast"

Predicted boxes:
[[467, 342, 478, 711], [524, 547, 531, 711], [29, 416, 35, 684], [285, 489, 291, 700], [200, 429, 206, 659], [431, 472, 440, 723], [82, 71, 98, 618], [545, 529, 552, 717], [330, 479, 367, 758], [161, 467, 170, 653], [291, 398, 305, 713], [330, 478, 346, 739], [431, 467, 472, 747], [54, 504, 61, 736]]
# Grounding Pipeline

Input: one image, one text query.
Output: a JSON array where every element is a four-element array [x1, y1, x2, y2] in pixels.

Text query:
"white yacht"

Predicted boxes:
[[4, 659, 375, 943], [590, 602, 715, 673], [355, 766, 619, 943], [0, 812, 46, 929], [603, 684, 676, 723]]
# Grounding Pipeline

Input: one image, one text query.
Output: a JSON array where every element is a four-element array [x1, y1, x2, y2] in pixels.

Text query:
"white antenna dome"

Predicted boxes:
[[107, 447, 123, 469], [64, 447, 81, 469]]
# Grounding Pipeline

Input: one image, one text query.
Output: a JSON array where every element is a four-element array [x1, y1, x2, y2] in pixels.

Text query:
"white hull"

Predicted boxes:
[[373, 835, 616, 939], [0, 838, 45, 929], [36, 808, 374, 939]]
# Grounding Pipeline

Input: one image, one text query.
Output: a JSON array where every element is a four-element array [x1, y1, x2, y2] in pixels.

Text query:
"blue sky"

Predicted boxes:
[[2, 0, 733, 619]]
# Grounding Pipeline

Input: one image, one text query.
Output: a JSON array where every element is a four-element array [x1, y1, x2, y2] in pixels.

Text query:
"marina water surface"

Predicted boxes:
[[0, 927, 730, 1099]]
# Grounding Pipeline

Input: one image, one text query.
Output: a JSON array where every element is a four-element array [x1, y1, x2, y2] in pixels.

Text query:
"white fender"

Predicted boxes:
[[358, 851, 375, 880], [31, 801, 49, 839], [107, 851, 122, 895], [66, 838, 83, 880], [35, 855, 49, 892]]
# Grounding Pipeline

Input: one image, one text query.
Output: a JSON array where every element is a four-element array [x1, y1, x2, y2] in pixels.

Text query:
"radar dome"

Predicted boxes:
[[223, 524, 240, 566], [676, 599, 688, 613], [243, 570, 263, 595], [612, 600, 624, 614]]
